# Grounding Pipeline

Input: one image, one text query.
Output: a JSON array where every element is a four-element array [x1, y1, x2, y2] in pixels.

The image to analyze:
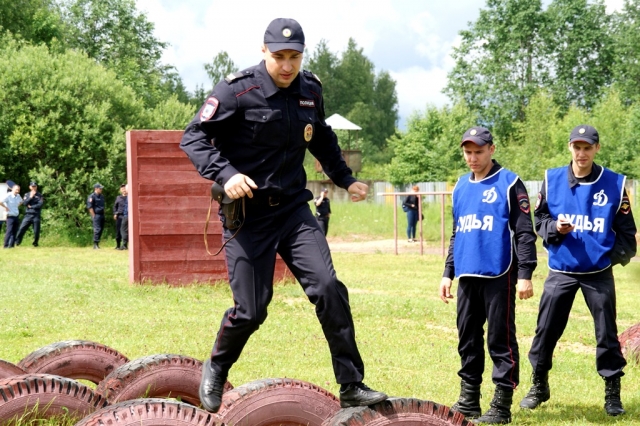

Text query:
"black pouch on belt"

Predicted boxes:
[[211, 182, 243, 230]]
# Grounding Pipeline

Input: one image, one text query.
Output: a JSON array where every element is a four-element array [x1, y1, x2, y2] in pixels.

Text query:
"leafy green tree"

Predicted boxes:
[[0, 0, 65, 46], [0, 38, 145, 240], [445, 0, 547, 139], [611, 0, 640, 103], [306, 39, 339, 108], [204, 51, 239, 88], [387, 102, 476, 185], [59, 0, 179, 107], [544, 0, 613, 112]]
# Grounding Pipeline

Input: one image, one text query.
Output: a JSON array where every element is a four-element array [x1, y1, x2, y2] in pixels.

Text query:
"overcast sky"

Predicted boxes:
[[135, 0, 623, 128]]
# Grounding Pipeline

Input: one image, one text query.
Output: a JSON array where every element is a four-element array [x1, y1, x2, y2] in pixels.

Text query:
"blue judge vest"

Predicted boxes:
[[453, 168, 518, 278], [545, 166, 625, 273]]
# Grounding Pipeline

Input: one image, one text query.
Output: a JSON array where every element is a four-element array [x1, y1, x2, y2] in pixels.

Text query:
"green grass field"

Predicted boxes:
[[0, 244, 639, 425]]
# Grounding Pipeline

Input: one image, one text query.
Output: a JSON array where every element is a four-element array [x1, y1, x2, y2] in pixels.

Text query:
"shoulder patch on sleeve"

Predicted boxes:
[[620, 196, 631, 214], [200, 96, 219, 122], [518, 193, 530, 214], [303, 70, 322, 86]]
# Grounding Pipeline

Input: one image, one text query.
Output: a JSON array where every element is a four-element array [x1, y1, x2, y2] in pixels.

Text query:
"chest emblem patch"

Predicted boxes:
[[304, 124, 313, 142]]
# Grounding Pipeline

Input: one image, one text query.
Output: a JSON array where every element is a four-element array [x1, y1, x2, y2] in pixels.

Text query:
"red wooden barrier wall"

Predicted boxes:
[[126, 130, 291, 285]]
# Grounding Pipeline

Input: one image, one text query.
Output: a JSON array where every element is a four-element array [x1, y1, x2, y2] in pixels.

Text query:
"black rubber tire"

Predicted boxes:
[[0, 374, 108, 424], [74, 398, 223, 425], [0, 360, 26, 380], [217, 377, 340, 426], [618, 322, 640, 358], [95, 354, 233, 406], [321, 398, 472, 426], [18, 340, 129, 384]]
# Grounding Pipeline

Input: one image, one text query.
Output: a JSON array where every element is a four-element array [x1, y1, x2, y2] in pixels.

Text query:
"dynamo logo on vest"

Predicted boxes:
[[482, 187, 498, 203], [593, 190, 608, 206]]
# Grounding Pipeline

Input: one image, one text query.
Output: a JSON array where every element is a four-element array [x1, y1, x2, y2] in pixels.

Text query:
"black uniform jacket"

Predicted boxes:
[[535, 162, 637, 267], [444, 161, 538, 280], [23, 192, 43, 214], [87, 193, 105, 214], [113, 195, 126, 216], [180, 61, 356, 203]]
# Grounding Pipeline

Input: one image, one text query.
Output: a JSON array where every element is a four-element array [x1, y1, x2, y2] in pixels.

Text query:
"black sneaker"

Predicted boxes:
[[199, 358, 227, 413], [339, 382, 387, 408]]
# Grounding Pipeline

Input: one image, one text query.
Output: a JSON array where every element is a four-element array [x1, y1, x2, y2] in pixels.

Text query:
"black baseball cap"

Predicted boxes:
[[29, 181, 37, 186], [569, 125, 599, 145], [264, 18, 305, 53], [461, 126, 493, 147], [94, 183, 104, 189]]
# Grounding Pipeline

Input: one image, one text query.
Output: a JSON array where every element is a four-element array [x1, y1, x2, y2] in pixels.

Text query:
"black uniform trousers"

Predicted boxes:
[[3, 216, 19, 248], [210, 201, 365, 384], [528, 268, 626, 378], [16, 213, 41, 246], [115, 215, 123, 247], [317, 216, 330, 236], [457, 266, 519, 389], [121, 215, 129, 248], [93, 213, 105, 243]]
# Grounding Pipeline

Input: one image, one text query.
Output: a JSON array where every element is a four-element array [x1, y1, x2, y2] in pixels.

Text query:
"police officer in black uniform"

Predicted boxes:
[[113, 184, 127, 249], [87, 183, 106, 249], [314, 188, 331, 235], [520, 125, 636, 417], [16, 181, 44, 247], [439, 127, 537, 424], [180, 18, 387, 414]]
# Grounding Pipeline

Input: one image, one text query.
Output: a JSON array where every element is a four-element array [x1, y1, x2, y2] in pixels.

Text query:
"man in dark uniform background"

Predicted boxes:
[[180, 17, 387, 414], [520, 125, 636, 417], [16, 181, 44, 247], [314, 187, 331, 235], [439, 127, 537, 424], [113, 184, 127, 249], [87, 183, 106, 249]]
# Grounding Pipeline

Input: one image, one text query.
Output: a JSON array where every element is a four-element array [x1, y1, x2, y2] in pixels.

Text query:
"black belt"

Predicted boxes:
[[247, 195, 287, 207]]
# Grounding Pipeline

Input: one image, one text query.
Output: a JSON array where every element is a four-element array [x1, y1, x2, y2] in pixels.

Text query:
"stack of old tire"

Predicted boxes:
[[0, 340, 471, 425], [34, 329, 640, 425]]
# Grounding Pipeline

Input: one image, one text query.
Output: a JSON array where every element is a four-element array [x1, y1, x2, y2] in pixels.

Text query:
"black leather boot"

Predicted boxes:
[[519, 371, 550, 409], [199, 358, 227, 413], [339, 382, 387, 408], [604, 376, 625, 416], [93, 243, 100, 249], [451, 380, 481, 418], [473, 386, 512, 424]]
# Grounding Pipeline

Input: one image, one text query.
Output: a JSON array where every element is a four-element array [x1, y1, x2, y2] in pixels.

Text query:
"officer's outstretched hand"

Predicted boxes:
[[517, 279, 534, 300], [225, 174, 258, 200], [439, 277, 454, 304], [347, 182, 368, 202]]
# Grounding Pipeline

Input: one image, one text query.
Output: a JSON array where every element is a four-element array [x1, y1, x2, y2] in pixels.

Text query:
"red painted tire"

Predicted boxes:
[[321, 398, 471, 426], [618, 322, 640, 358], [0, 374, 107, 423], [95, 354, 233, 406], [218, 377, 340, 426], [0, 360, 25, 380], [18, 340, 129, 384], [75, 398, 223, 425]]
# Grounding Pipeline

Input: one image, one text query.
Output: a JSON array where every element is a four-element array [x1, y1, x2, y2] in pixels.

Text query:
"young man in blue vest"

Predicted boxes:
[[520, 125, 636, 417], [440, 127, 538, 424]]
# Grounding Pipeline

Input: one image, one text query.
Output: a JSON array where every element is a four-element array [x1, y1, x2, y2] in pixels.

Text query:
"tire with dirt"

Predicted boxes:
[[0, 360, 25, 380], [0, 374, 108, 424], [321, 398, 471, 426], [95, 354, 233, 406], [618, 322, 640, 358], [75, 398, 223, 425], [217, 377, 340, 426], [18, 340, 129, 384]]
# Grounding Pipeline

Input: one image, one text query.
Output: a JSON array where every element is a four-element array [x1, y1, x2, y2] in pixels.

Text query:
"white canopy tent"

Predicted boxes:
[[325, 113, 361, 150]]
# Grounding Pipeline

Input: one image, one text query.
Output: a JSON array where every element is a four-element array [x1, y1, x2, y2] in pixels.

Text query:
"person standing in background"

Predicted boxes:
[[403, 185, 420, 242], [314, 188, 331, 236], [16, 181, 44, 247], [87, 183, 106, 249], [113, 184, 127, 249], [119, 185, 129, 250], [1, 184, 23, 248]]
